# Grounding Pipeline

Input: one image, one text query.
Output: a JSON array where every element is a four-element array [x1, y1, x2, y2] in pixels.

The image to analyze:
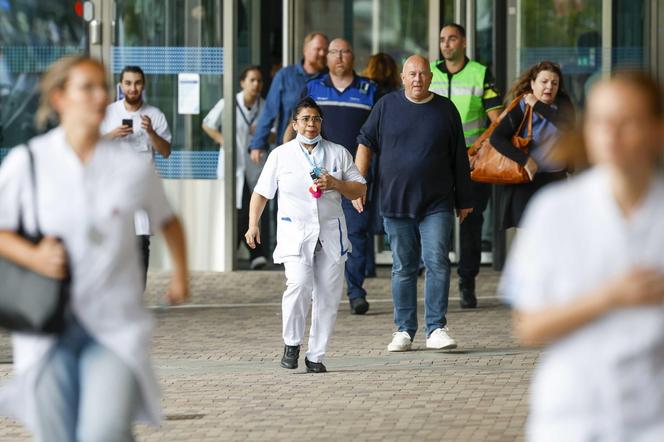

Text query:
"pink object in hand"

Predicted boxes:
[[309, 183, 322, 198]]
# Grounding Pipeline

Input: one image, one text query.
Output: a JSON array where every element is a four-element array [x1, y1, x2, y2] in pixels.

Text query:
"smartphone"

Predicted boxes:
[[122, 118, 133, 128]]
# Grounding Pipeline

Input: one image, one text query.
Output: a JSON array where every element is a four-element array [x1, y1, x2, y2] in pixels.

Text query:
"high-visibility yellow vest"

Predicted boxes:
[[429, 60, 492, 147]]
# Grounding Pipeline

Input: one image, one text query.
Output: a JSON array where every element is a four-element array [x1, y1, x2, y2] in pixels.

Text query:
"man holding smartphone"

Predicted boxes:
[[101, 65, 172, 287]]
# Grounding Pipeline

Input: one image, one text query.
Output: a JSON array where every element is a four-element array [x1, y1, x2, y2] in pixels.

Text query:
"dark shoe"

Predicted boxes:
[[459, 278, 478, 309], [349, 296, 370, 315], [280, 345, 300, 369], [305, 357, 327, 373]]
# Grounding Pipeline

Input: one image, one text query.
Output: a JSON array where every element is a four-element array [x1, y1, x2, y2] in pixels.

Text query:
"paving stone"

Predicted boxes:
[[0, 268, 534, 441]]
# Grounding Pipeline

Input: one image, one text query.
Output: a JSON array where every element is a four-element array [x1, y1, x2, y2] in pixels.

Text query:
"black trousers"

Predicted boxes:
[[138, 234, 150, 290], [238, 181, 266, 261], [458, 181, 491, 281]]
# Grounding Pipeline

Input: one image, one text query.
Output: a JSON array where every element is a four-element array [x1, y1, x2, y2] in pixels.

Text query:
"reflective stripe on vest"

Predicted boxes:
[[429, 60, 488, 147]]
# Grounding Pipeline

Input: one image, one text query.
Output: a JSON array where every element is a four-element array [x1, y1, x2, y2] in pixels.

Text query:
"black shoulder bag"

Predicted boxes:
[[0, 145, 69, 334]]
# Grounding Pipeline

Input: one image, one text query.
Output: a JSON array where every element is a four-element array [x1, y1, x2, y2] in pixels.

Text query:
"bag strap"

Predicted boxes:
[[468, 94, 525, 156], [515, 103, 533, 140], [25, 143, 42, 236]]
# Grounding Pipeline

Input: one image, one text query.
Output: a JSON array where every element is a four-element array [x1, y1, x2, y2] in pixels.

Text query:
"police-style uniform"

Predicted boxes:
[[500, 167, 664, 441], [253, 138, 366, 363], [304, 73, 377, 303], [0, 128, 174, 429]]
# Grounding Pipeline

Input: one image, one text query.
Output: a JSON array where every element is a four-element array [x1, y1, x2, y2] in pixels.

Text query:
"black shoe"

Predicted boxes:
[[280, 345, 300, 369], [459, 278, 478, 309], [349, 296, 369, 315], [305, 357, 327, 373]]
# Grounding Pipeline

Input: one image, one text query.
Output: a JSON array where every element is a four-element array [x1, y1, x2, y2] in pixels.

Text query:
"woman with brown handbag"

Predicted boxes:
[[490, 61, 575, 229]]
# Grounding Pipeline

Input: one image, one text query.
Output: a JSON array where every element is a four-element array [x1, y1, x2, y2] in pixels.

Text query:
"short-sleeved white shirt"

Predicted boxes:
[[253, 138, 366, 265], [0, 128, 174, 428], [500, 167, 664, 441], [202, 91, 266, 209], [100, 99, 172, 235]]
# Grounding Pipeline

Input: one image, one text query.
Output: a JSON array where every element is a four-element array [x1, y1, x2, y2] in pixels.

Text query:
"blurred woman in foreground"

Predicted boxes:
[[0, 56, 188, 441], [500, 71, 664, 440]]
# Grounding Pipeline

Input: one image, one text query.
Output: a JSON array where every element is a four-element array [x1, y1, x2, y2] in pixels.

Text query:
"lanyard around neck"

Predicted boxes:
[[299, 142, 324, 178], [236, 98, 259, 127]]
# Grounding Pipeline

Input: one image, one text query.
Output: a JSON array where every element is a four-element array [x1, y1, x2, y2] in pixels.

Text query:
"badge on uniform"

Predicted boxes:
[[309, 166, 324, 180], [309, 167, 326, 199]]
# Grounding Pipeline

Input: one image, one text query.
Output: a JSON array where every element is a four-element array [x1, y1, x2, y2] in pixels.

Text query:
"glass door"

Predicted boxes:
[[0, 2, 87, 162]]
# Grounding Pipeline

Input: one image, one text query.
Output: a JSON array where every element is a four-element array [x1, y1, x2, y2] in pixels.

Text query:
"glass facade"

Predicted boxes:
[[0, 2, 86, 153], [518, 0, 646, 107], [0, 1, 659, 269], [293, 0, 429, 72]]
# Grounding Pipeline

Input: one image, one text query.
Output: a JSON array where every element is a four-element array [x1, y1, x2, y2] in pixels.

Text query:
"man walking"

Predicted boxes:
[[285, 38, 377, 314], [249, 32, 328, 162], [101, 65, 172, 286], [355, 55, 473, 351], [430, 23, 503, 308]]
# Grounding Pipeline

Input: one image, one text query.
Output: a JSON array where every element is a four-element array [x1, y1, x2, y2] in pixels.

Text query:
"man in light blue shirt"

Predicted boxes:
[[249, 32, 328, 163]]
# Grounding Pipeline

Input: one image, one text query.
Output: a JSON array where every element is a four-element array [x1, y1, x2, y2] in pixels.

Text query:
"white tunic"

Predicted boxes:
[[500, 167, 664, 441], [203, 91, 267, 209], [0, 128, 174, 429], [100, 99, 172, 235], [253, 139, 365, 265]]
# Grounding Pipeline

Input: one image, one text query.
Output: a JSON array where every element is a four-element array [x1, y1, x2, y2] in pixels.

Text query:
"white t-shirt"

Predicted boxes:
[[0, 128, 174, 428], [253, 138, 365, 265], [101, 99, 172, 235], [500, 167, 664, 441], [203, 91, 266, 209]]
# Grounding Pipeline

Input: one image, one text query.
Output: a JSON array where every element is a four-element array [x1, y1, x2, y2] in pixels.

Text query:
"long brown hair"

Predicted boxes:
[[362, 53, 400, 92], [35, 55, 105, 129], [508, 60, 565, 101]]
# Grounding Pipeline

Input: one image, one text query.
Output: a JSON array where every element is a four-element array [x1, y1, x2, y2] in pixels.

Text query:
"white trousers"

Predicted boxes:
[[282, 246, 345, 363]]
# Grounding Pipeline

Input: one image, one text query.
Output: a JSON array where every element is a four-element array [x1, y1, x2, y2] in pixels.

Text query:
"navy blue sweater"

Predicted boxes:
[[357, 91, 473, 219]]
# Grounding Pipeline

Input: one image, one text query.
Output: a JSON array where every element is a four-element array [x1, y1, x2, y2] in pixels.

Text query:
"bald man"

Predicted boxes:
[[355, 55, 473, 352]]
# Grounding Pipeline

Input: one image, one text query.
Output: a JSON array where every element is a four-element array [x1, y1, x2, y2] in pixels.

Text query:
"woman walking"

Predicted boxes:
[[245, 97, 366, 373], [0, 56, 188, 441]]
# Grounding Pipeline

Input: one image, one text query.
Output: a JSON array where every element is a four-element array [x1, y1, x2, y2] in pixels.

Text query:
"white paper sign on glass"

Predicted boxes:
[[178, 73, 200, 115]]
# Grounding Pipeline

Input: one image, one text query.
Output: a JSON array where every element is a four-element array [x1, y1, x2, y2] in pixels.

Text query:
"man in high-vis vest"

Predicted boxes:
[[429, 23, 503, 309]]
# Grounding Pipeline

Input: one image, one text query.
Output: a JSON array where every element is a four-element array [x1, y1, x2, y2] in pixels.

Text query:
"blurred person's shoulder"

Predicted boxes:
[[524, 168, 604, 227]]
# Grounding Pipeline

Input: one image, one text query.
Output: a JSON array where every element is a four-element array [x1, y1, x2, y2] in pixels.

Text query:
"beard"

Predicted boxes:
[[124, 94, 142, 105]]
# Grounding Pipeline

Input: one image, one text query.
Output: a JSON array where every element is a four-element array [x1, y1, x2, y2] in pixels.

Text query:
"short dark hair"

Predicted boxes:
[[239, 65, 261, 82], [442, 23, 466, 38], [120, 65, 145, 83], [292, 96, 323, 120]]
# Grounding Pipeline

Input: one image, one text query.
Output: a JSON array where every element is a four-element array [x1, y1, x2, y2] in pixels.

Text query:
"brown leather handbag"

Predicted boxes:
[[467, 95, 532, 184]]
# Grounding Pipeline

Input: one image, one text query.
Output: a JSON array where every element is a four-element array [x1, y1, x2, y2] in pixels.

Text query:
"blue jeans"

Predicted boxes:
[[33, 317, 139, 442], [342, 198, 369, 299], [383, 210, 454, 338]]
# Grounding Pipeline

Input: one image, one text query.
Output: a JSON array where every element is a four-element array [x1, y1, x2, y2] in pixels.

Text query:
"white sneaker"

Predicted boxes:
[[250, 256, 267, 270], [426, 327, 458, 350], [387, 331, 412, 352]]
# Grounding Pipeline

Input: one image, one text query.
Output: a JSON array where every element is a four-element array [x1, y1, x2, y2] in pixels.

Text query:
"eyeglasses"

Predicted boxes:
[[296, 116, 323, 124], [328, 49, 353, 57]]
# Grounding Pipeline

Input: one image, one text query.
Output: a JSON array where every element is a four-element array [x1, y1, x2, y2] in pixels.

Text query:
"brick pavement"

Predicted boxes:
[[0, 268, 537, 441]]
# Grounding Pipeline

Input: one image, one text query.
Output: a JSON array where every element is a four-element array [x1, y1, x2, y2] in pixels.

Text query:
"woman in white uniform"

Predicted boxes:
[[0, 56, 189, 440], [245, 97, 366, 373], [500, 71, 664, 441], [202, 65, 271, 269]]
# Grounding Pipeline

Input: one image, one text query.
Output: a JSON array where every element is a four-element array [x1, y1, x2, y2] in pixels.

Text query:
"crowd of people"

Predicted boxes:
[[0, 21, 663, 442]]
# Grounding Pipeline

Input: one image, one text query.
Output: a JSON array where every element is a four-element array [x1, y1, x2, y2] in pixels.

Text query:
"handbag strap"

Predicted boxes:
[[515, 102, 533, 140], [25, 143, 43, 236], [468, 94, 526, 156]]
